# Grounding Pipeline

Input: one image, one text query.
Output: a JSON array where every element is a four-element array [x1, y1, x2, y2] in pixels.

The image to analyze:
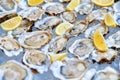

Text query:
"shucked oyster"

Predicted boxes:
[[75, 0, 94, 15], [60, 11, 77, 23], [68, 38, 94, 60], [23, 49, 50, 73], [0, 0, 17, 19], [0, 37, 23, 57], [50, 58, 89, 80], [113, 1, 120, 12], [0, 60, 32, 80], [93, 66, 119, 80], [34, 16, 62, 30], [85, 23, 108, 38], [42, 2, 65, 15], [10, 19, 33, 37], [106, 31, 120, 48], [91, 49, 118, 62], [114, 12, 120, 26], [18, 31, 52, 49], [18, 7, 44, 21], [69, 20, 88, 36]]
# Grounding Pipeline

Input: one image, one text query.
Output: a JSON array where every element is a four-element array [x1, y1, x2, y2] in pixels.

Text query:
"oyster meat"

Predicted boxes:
[[23, 49, 50, 73], [0, 60, 32, 80], [18, 7, 44, 21], [0, 37, 23, 57], [91, 49, 118, 62], [106, 31, 120, 48], [11, 19, 33, 37], [34, 16, 62, 30], [42, 2, 65, 15], [18, 31, 52, 49], [85, 23, 108, 38], [68, 38, 94, 60], [69, 20, 88, 36], [60, 11, 77, 23], [75, 0, 94, 15], [93, 66, 119, 80], [50, 58, 89, 80], [0, 0, 17, 19]]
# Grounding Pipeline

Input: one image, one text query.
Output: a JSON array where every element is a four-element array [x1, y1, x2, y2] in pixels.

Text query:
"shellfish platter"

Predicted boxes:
[[0, 0, 120, 80]]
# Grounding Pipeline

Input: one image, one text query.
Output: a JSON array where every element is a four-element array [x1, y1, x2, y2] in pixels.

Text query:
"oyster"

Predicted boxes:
[[86, 8, 108, 23], [18, 7, 44, 21], [17, 0, 29, 9], [106, 31, 120, 48], [34, 16, 62, 30], [0, 60, 32, 80], [18, 31, 52, 49], [50, 58, 89, 80], [23, 49, 50, 73], [42, 2, 65, 15], [91, 49, 118, 62], [114, 12, 120, 26], [85, 23, 108, 38], [69, 20, 88, 36], [75, 0, 94, 15], [93, 66, 119, 80], [0, 37, 23, 57], [10, 19, 33, 37], [113, 1, 120, 12], [59, 0, 70, 3], [68, 38, 94, 60], [0, 0, 17, 19], [60, 11, 77, 23]]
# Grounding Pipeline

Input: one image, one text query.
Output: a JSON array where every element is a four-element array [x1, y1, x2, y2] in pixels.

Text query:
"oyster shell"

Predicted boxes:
[[0, 37, 23, 57], [42, 2, 65, 15], [18, 31, 52, 49], [113, 1, 120, 12], [60, 11, 77, 23], [114, 12, 120, 26], [93, 66, 119, 80], [91, 49, 118, 62], [68, 38, 94, 60], [86, 8, 108, 23], [69, 20, 88, 36], [0, 0, 17, 19], [17, 0, 29, 9], [18, 7, 44, 21], [0, 60, 32, 80], [59, 0, 70, 3], [75, 0, 94, 15], [85, 23, 108, 38], [50, 58, 89, 80], [23, 49, 50, 73], [34, 16, 62, 30], [106, 31, 120, 48], [10, 19, 33, 37]]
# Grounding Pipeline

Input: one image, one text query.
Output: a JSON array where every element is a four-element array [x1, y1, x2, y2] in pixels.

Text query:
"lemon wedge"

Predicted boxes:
[[104, 13, 116, 27], [28, 0, 44, 6], [66, 0, 80, 11], [93, 29, 108, 52], [93, 0, 114, 7], [49, 53, 67, 63], [0, 16, 22, 31], [55, 22, 73, 36]]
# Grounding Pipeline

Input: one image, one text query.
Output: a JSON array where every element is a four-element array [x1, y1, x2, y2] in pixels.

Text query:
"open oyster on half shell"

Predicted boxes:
[[85, 23, 108, 38], [0, 37, 23, 57], [50, 58, 89, 80], [106, 31, 120, 48], [75, 0, 94, 15], [23, 49, 50, 73], [60, 11, 77, 23], [42, 2, 65, 15], [93, 66, 120, 80], [91, 49, 118, 63], [68, 38, 94, 60], [0, 0, 17, 19], [18, 31, 52, 49], [114, 12, 120, 26], [0, 60, 32, 80], [18, 7, 44, 21], [34, 16, 62, 30]]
